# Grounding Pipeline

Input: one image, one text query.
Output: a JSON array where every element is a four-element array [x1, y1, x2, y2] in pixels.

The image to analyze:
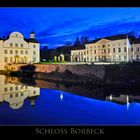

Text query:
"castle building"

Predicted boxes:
[[0, 31, 40, 70], [71, 34, 140, 62]]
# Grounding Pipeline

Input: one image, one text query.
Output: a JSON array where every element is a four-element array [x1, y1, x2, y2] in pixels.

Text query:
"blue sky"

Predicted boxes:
[[1, 8, 140, 48]]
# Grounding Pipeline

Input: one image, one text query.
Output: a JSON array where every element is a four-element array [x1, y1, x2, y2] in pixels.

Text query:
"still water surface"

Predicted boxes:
[[0, 75, 140, 125]]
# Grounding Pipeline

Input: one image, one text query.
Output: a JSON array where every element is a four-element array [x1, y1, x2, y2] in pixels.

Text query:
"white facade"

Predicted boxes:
[[71, 35, 140, 62], [0, 75, 40, 109], [0, 31, 40, 70]]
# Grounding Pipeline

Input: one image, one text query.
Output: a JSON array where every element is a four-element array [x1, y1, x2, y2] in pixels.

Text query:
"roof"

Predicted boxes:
[[87, 34, 136, 44], [71, 46, 86, 51], [132, 38, 140, 44], [24, 38, 39, 43]]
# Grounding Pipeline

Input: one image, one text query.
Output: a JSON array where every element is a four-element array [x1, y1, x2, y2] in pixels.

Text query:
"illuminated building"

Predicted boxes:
[[0, 31, 40, 70], [71, 34, 140, 62]]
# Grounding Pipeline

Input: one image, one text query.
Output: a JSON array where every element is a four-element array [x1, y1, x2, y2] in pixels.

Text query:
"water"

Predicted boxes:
[[0, 75, 140, 125]]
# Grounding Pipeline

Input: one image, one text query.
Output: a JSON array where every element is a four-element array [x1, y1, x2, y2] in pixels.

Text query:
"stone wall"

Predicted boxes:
[[9, 64, 105, 79]]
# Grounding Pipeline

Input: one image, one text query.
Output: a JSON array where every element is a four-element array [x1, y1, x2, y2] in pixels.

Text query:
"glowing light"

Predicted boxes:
[[60, 93, 63, 100], [110, 94, 112, 101]]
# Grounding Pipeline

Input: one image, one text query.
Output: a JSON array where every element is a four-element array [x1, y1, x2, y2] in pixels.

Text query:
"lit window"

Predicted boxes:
[[4, 50, 7, 54], [94, 50, 96, 54], [10, 50, 13, 54]]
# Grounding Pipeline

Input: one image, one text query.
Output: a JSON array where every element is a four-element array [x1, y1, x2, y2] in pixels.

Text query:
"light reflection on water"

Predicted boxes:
[[0, 75, 140, 125]]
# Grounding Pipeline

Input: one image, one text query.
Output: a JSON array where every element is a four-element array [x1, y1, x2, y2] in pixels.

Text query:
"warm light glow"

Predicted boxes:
[[110, 94, 112, 101]]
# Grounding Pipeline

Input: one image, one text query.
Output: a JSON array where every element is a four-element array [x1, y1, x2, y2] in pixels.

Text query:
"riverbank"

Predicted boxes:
[[1, 62, 140, 86]]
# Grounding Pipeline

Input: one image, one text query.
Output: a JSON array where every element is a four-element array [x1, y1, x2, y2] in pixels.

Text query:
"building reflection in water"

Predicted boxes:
[[106, 94, 140, 110], [0, 75, 40, 110]]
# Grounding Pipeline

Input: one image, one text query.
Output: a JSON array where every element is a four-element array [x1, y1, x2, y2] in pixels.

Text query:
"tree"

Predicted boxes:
[[73, 37, 81, 47]]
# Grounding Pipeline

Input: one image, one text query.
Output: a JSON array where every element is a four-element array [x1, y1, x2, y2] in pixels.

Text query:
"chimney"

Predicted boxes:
[[30, 31, 35, 39]]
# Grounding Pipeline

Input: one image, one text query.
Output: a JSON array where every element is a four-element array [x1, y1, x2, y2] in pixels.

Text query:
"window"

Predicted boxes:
[[15, 50, 18, 54], [4, 50, 7, 54], [25, 50, 28, 54], [4, 57, 8, 62], [4, 87, 8, 92], [108, 49, 110, 53], [15, 94, 18, 97], [10, 50, 13, 54], [20, 50, 23, 54], [10, 94, 13, 98], [131, 48, 133, 52], [21, 93, 23, 96], [33, 45, 36, 48], [113, 48, 115, 53], [124, 47, 127, 52], [10, 57, 13, 63], [10, 87, 13, 91], [15, 43, 18, 47], [21, 44, 23, 47], [136, 47, 139, 51], [10, 43, 13, 47], [104, 49, 106, 53], [94, 50, 96, 54], [87, 51, 88, 54], [118, 48, 121, 53], [15, 86, 18, 90], [108, 44, 110, 47]]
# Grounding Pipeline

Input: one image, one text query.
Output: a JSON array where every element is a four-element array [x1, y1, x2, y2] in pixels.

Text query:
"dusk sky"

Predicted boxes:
[[1, 8, 140, 48]]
